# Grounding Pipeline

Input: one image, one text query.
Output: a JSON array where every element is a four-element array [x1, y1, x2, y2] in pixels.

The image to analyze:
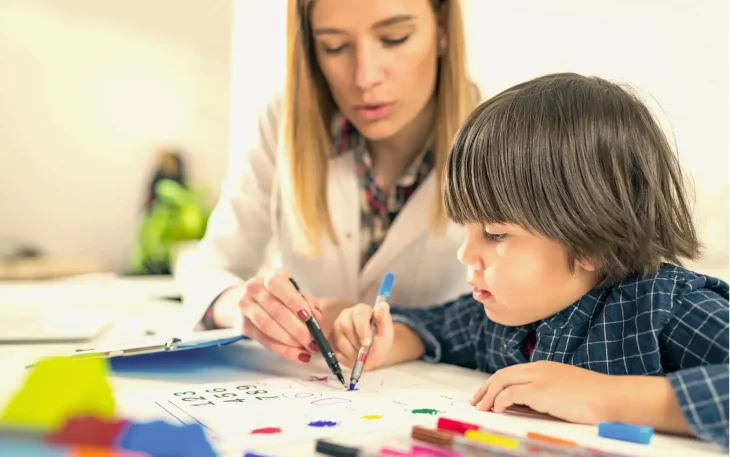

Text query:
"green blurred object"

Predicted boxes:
[[131, 179, 211, 275]]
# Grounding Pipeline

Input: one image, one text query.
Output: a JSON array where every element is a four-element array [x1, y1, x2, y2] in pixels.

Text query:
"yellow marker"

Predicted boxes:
[[0, 357, 115, 430], [360, 414, 383, 420], [464, 429, 519, 449]]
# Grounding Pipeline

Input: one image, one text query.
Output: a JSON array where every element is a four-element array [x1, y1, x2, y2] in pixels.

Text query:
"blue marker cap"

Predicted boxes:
[[377, 273, 395, 300], [598, 422, 653, 445]]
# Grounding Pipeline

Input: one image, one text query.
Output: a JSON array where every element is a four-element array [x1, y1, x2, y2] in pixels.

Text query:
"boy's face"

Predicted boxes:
[[458, 223, 599, 326]]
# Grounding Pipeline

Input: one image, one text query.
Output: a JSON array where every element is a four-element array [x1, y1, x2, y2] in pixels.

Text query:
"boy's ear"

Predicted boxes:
[[576, 258, 597, 272]]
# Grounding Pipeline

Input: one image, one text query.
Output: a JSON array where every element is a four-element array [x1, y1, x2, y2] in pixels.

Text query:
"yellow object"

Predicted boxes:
[[0, 357, 115, 430], [464, 429, 519, 449]]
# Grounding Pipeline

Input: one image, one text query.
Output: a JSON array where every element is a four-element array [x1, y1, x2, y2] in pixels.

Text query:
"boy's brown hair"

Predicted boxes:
[[443, 72, 701, 287]]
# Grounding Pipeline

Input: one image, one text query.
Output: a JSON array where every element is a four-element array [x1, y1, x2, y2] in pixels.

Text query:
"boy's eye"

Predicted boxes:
[[382, 35, 410, 46], [483, 232, 506, 242]]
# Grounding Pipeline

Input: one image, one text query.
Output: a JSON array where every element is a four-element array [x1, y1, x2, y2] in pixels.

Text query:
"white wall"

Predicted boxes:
[[229, 0, 729, 279], [0, 0, 232, 272]]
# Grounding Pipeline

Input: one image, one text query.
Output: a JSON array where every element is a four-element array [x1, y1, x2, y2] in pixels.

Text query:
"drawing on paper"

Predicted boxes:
[[250, 427, 281, 434], [119, 371, 472, 453], [411, 408, 441, 415], [307, 420, 338, 428]]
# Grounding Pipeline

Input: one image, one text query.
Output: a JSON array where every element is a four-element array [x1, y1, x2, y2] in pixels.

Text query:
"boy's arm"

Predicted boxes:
[[388, 294, 485, 369], [658, 286, 729, 447]]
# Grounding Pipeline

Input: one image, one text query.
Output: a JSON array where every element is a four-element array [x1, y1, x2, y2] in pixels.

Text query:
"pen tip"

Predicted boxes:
[[348, 383, 355, 391]]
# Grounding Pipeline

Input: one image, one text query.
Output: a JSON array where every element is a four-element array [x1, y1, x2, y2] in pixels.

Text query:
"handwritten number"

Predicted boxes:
[[224, 398, 246, 403], [245, 390, 267, 395], [236, 385, 257, 391], [255, 396, 277, 400], [214, 393, 236, 398], [191, 401, 214, 407], [182, 396, 206, 401], [173, 391, 195, 396], [205, 388, 227, 393]]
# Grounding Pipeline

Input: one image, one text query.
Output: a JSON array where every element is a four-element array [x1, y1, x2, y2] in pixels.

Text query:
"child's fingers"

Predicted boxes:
[[352, 304, 375, 346], [471, 378, 491, 406], [331, 311, 360, 357], [373, 302, 393, 338]]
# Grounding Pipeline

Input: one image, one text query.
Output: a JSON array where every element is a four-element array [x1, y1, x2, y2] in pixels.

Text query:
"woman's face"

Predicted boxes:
[[310, 0, 443, 141]]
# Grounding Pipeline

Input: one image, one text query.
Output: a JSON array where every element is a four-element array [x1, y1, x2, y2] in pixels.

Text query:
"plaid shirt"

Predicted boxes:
[[391, 264, 730, 447], [333, 118, 434, 268]]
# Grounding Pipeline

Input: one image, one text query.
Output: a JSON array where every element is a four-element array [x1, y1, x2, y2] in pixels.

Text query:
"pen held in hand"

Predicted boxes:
[[288, 277, 346, 387], [349, 272, 395, 390]]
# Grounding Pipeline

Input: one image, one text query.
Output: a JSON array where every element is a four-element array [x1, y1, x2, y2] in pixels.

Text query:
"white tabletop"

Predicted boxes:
[[0, 276, 726, 457]]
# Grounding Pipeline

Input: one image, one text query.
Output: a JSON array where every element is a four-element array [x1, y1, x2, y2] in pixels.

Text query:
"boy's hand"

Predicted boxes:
[[470, 361, 614, 424], [330, 301, 394, 371]]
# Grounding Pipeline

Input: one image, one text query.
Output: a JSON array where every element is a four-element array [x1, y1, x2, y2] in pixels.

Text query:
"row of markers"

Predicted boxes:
[[0, 414, 652, 457], [313, 416, 654, 457]]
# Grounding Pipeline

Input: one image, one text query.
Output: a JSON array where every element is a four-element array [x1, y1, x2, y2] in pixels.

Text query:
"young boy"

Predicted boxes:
[[330, 73, 729, 448]]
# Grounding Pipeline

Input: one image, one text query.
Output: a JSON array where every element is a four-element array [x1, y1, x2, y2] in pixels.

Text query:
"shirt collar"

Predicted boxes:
[[540, 286, 609, 330]]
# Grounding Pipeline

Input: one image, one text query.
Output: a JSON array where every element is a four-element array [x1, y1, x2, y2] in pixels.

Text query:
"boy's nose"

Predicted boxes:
[[457, 239, 484, 271]]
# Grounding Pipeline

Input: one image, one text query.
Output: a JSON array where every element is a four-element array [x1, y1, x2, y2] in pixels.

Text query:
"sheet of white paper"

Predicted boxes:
[[117, 370, 476, 454]]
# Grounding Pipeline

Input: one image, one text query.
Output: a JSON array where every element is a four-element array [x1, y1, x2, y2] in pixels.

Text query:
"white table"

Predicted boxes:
[[0, 277, 726, 457]]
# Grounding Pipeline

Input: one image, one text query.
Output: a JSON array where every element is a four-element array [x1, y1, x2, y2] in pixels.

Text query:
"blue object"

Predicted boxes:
[[243, 453, 273, 457], [119, 420, 217, 457], [598, 422, 653, 444], [377, 272, 395, 299], [0, 441, 67, 456]]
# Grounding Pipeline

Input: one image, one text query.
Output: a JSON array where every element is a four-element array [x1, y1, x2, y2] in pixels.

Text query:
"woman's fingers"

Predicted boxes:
[[244, 319, 313, 364]]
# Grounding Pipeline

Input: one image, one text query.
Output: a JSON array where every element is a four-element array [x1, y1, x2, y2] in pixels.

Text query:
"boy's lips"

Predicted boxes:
[[469, 282, 492, 302]]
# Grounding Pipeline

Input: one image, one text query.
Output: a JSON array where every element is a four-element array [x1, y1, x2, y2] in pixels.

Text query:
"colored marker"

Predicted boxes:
[[411, 426, 519, 455], [315, 439, 435, 457], [289, 278, 346, 386], [349, 273, 395, 390], [439, 417, 585, 454], [598, 422, 653, 445]]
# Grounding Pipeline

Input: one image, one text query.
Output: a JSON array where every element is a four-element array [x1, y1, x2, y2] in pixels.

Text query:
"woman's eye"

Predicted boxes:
[[483, 232, 506, 242], [382, 35, 410, 46], [321, 43, 347, 54]]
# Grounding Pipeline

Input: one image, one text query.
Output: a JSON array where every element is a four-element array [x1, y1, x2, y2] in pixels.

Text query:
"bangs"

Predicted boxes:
[[443, 92, 549, 232]]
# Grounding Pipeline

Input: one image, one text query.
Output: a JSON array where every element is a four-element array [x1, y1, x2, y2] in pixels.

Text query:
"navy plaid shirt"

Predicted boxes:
[[391, 264, 729, 447]]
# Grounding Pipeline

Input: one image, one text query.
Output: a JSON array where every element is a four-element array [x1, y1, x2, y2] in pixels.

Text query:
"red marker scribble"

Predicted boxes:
[[310, 375, 329, 382], [250, 427, 282, 434]]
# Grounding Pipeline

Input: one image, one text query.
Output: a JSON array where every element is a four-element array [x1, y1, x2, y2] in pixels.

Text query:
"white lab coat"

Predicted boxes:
[[179, 94, 471, 325]]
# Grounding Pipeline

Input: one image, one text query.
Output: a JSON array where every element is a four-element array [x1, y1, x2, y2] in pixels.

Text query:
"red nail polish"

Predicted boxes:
[[309, 341, 319, 352], [298, 353, 311, 363], [296, 309, 310, 322]]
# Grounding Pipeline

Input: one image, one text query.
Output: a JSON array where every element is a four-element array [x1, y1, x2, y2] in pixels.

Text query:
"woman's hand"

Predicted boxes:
[[218, 270, 323, 364], [330, 301, 394, 371]]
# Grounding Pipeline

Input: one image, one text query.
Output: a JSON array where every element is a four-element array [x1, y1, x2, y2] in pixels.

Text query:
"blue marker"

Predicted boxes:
[[598, 422, 653, 445], [348, 273, 395, 391]]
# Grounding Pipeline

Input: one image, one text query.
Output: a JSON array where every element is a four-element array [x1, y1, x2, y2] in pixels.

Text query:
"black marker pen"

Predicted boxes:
[[289, 278, 346, 387]]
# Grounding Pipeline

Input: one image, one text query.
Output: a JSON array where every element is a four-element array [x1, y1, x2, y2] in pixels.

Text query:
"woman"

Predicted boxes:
[[180, 0, 479, 364]]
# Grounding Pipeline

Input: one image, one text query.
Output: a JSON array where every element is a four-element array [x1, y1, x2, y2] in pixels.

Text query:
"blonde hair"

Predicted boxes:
[[283, 0, 477, 256]]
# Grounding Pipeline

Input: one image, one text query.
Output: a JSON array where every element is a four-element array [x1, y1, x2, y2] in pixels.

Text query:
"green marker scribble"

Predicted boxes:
[[411, 408, 441, 415]]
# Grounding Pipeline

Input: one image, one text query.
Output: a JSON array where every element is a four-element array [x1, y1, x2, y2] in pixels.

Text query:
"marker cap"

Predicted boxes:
[[598, 422, 653, 445]]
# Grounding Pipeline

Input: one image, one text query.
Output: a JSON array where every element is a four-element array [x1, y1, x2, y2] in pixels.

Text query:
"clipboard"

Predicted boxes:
[[27, 329, 247, 367]]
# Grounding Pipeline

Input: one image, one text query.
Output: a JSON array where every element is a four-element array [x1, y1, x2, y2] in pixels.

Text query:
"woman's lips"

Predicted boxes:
[[355, 103, 392, 121]]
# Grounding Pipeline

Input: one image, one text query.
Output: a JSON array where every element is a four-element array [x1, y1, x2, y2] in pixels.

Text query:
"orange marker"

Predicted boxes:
[[527, 432, 576, 447]]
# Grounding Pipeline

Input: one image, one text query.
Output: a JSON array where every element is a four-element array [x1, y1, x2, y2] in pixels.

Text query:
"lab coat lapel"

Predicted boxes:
[[327, 153, 360, 299], [359, 173, 434, 291]]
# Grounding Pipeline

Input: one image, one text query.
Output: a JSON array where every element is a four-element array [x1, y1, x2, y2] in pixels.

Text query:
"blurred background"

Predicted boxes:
[[0, 0, 728, 281]]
